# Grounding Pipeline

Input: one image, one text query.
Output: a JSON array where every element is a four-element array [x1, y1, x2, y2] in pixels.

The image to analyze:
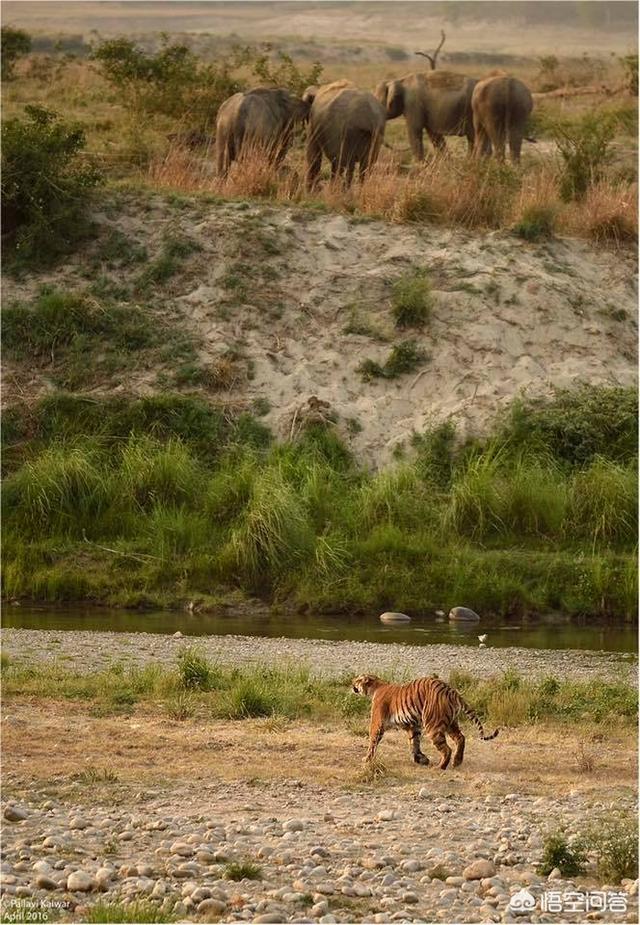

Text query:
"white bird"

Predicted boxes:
[[478, 634, 488, 643]]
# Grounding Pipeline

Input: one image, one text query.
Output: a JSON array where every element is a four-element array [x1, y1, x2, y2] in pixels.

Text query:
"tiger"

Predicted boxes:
[[351, 674, 499, 769]]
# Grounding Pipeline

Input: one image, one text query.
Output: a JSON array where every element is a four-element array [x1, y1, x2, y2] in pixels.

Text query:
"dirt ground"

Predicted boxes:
[[3, 699, 637, 802]]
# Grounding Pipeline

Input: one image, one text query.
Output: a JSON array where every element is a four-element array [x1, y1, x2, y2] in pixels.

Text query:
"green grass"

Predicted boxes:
[[135, 234, 202, 292], [2, 660, 636, 731], [223, 861, 262, 881], [1, 388, 637, 618], [391, 270, 433, 328], [358, 340, 427, 382]]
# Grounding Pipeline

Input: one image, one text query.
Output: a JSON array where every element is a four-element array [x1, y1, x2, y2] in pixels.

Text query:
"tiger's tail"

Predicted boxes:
[[459, 696, 499, 740]]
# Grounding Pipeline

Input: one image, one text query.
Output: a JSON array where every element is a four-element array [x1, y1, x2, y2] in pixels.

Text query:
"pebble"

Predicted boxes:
[[66, 870, 95, 892], [464, 859, 496, 880], [283, 819, 305, 833], [4, 805, 29, 822], [35, 875, 59, 890]]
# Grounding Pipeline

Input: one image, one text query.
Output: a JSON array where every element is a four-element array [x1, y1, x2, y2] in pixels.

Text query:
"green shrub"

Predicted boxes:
[[358, 340, 427, 381], [223, 861, 262, 881], [513, 205, 556, 241], [1, 27, 31, 80], [551, 113, 616, 201], [500, 386, 638, 468], [537, 832, 587, 877], [391, 270, 433, 328], [177, 646, 217, 691], [252, 48, 323, 96], [585, 816, 638, 882], [84, 901, 174, 923], [92, 36, 255, 132], [1, 106, 102, 265], [568, 458, 637, 546]]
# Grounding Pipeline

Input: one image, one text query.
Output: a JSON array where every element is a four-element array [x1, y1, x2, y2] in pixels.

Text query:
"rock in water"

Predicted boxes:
[[448, 606, 480, 622], [379, 612, 411, 624]]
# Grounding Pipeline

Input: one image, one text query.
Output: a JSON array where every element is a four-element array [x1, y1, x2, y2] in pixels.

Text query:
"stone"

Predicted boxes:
[[449, 606, 480, 622], [169, 841, 194, 857], [547, 868, 561, 880], [311, 901, 329, 916], [379, 612, 411, 624], [4, 805, 29, 822], [35, 875, 59, 891], [199, 898, 227, 915], [464, 860, 496, 880], [283, 819, 305, 833], [254, 915, 286, 924], [377, 809, 395, 821], [66, 871, 95, 892]]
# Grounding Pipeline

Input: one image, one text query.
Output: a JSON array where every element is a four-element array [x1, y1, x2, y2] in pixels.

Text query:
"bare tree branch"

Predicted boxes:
[[415, 30, 446, 70]]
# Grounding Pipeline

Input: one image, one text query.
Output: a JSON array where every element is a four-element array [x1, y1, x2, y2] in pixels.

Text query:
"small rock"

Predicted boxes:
[[173, 631, 183, 638], [198, 897, 226, 915], [169, 841, 195, 857], [377, 809, 395, 821], [547, 868, 561, 880], [4, 805, 28, 823], [283, 819, 305, 833], [254, 915, 285, 924], [311, 901, 329, 916], [66, 871, 95, 892], [449, 606, 480, 622], [464, 859, 496, 880], [35, 875, 59, 891]]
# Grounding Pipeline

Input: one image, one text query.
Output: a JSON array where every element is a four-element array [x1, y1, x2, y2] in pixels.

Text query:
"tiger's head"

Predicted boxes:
[[351, 674, 385, 697]]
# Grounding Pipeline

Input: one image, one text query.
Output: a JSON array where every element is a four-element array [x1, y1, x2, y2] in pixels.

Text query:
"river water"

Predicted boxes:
[[2, 605, 637, 653]]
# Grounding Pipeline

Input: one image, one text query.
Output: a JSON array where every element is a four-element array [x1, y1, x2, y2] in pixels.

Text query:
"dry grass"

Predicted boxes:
[[1, 698, 637, 798], [146, 140, 637, 245]]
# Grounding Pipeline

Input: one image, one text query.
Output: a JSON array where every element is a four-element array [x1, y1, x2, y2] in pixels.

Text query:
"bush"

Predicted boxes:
[[1, 106, 102, 265], [93, 36, 247, 130], [500, 386, 638, 468], [391, 270, 433, 328], [1, 27, 31, 80], [537, 832, 587, 877], [177, 646, 215, 690], [358, 340, 427, 381], [513, 205, 556, 241], [585, 816, 638, 882], [252, 46, 323, 96], [620, 53, 638, 95], [551, 113, 616, 201]]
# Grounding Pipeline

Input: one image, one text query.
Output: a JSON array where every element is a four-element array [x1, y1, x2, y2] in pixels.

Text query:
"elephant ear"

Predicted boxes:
[[384, 80, 405, 120]]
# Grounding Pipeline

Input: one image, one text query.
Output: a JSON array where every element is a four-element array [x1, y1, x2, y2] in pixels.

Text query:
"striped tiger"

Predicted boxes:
[[351, 674, 499, 769]]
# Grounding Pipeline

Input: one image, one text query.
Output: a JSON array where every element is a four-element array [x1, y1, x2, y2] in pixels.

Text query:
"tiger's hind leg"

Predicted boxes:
[[449, 721, 465, 768], [427, 726, 452, 770], [407, 727, 430, 766]]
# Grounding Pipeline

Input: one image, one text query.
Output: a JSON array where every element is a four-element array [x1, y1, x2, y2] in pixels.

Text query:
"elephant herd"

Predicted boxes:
[[215, 69, 534, 186]]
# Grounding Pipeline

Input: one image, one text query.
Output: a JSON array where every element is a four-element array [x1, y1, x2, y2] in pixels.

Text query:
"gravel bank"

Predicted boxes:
[[2, 777, 638, 924], [2, 629, 636, 684]]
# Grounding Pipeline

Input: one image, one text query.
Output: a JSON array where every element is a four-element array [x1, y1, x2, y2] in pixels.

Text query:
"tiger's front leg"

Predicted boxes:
[[408, 727, 430, 766], [365, 722, 385, 764]]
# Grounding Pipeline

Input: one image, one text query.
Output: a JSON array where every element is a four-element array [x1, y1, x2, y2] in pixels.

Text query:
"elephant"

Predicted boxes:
[[471, 75, 533, 164], [303, 80, 386, 188], [215, 87, 309, 177], [374, 70, 477, 160]]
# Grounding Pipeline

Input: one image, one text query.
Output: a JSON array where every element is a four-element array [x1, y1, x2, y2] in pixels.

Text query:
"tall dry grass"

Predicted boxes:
[[147, 140, 637, 245]]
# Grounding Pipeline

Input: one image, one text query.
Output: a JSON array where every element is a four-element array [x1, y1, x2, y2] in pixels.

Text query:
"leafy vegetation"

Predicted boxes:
[[1, 106, 102, 266], [550, 112, 616, 201], [513, 204, 556, 241], [1, 386, 637, 617], [1, 26, 31, 80], [358, 340, 427, 381], [3, 660, 636, 731], [585, 815, 638, 883], [391, 270, 433, 328], [537, 832, 587, 877]]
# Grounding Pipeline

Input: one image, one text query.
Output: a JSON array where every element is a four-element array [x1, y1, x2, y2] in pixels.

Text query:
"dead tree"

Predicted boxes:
[[415, 30, 446, 70]]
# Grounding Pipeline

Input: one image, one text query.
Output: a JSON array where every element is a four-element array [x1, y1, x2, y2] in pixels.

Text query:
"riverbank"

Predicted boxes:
[[2, 628, 636, 684]]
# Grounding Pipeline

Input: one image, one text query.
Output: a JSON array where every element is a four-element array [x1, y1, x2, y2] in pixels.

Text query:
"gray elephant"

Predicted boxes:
[[374, 71, 477, 160], [215, 87, 308, 177], [471, 75, 533, 163], [303, 80, 386, 188]]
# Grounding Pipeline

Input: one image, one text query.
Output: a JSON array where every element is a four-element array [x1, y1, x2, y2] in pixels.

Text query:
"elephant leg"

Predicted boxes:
[[426, 129, 446, 156], [472, 116, 490, 160], [305, 136, 323, 190], [487, 120, 506, 163], [508, 128, 523, 164], [361, 133, 382, 182], [407, 121, 425, 161], [217, 133, 231, 178]]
